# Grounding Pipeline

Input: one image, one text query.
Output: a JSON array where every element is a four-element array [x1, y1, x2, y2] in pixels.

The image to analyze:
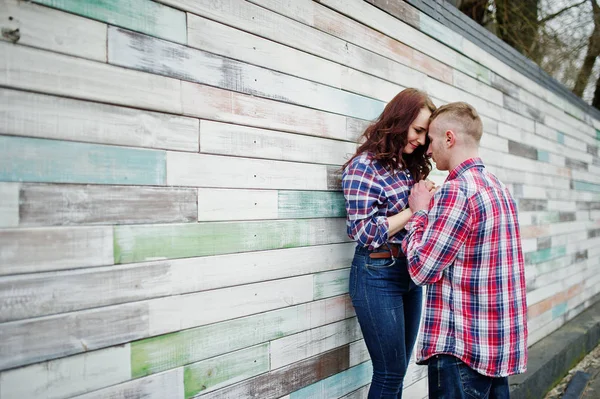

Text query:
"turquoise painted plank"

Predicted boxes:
[[290, 361, 373, 399], [596, 129, 600, 141], [32, 0, 186, 43], [572, 180, 600, 193], [524, 246, 567, 265], [109, 27, 385, 121], [278, 191, 346, 219], [130, 296, 348, 377], [537, 150, 550, 163], [557, 132, 565, 145], [114, 219, 348, 263], [314, 269, 350, 300], [552, 302, 568, 319], [0, 135, 165, 185], [184, 344, 269, 398]]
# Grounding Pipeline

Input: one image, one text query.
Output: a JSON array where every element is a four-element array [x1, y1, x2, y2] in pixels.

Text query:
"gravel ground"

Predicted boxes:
[[544, 343, 600, 399]]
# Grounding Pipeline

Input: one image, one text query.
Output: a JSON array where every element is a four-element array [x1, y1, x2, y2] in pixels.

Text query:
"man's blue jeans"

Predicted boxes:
[[428, 355, 510, 399], [349, 245, 423, 399]]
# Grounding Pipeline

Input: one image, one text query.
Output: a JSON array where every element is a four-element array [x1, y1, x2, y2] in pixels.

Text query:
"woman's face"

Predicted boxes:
[[402, 107, 431, 154]]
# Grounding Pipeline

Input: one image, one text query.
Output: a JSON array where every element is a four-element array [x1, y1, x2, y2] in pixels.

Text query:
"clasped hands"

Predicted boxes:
[[408, 180, 438, 213]]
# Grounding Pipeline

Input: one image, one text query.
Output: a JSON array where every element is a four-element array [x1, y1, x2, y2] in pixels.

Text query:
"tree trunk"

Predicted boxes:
[[592, 74, 600, 108], [458, 0, 489, 25], [495, 0, 539, 57], [573, 0, 600, 97]]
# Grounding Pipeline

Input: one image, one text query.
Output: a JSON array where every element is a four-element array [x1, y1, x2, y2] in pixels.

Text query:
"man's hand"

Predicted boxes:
[[409, 180, 435, 213]]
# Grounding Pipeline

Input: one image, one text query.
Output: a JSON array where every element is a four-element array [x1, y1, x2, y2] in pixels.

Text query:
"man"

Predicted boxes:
[[402, 102, 528, 398]]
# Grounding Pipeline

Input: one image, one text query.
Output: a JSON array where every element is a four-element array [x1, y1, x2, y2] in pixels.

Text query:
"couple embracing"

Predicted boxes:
[[342, 89, 528, 399]]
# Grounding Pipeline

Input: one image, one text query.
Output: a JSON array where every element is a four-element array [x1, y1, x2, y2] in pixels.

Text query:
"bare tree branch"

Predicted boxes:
[[538, 0, 587, 24]]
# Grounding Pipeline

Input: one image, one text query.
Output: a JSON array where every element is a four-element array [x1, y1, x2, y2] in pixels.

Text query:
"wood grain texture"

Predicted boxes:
[[0, 89, 199, 151], [1, 243, 353, 322], [0, 183, 19, 227], [0, 345, 131, 399], [108, 27, 384, 121], [184, 344, 269, 397], [0, 136, 166, 185], [0, 226, 113, 275], [18, 184, 197, 226], [199, 120, 356, 165], [0, 41, 182, 114], [71, 368, 184, 399], [32, 0, 186, 43], [0, 0, 107, 61], [198, 345, 351, 399], [131, 295, 350, 378], [166, 152, 331, 190], [289, 361, 372, 399], [0, 302, 148, 370], [270, 317, 360, 369], [313, 268, 350, 299], [181, 82, 354, 142]]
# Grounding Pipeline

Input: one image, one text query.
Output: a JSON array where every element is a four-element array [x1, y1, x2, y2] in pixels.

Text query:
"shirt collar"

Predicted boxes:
[[445, 157, 484, 182]]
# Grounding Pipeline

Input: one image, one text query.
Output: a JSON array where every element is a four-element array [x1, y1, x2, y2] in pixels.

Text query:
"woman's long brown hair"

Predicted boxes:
[[343, 88, 436, 181]]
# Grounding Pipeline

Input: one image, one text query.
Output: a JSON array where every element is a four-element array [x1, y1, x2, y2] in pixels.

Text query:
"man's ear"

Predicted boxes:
[[445, 130, 456, 148]]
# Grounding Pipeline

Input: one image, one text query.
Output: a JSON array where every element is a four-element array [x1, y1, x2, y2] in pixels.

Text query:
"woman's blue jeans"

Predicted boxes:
[[349, 245, 423, 399]]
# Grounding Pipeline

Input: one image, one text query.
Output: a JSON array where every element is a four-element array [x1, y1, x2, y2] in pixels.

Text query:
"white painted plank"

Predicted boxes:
[[0, 41, 182, 114], [147, 274, 315, 336], [0, 0, 107, 61], [0, 89, 199, 151], [199, 120, 356, 165], [166, 152, 330, 190], [198, 188, 278, 221], [271, 317, 361, 369], [108, 27, 384, 121], [0, 243, 353, 322], [182, 82, 358, 142], [0, 344, 131, 399], [0, 183, 19, 228], [0, 226, 113, 275], [71, 368, 184, 399]]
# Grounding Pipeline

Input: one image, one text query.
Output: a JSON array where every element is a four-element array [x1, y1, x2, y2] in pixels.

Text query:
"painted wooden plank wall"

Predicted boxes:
[[1, 0, 599, 398]]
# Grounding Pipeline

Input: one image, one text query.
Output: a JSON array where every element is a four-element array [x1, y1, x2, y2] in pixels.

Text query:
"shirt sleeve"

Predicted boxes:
[[342, 160, 390, 249], [402, 183, 471, 285]]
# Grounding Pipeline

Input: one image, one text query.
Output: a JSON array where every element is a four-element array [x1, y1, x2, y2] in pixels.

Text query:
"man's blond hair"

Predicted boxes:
[[430, 102, 482, 144]]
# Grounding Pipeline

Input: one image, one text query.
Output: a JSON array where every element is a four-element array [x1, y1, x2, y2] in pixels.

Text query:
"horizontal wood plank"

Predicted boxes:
[[1, 243, 353, 322], [0, 89, 199, 151], [0, 345, 131, 399], [0, 226, 113, 276], [166, 152, 331, 190], [0, 136, 166, 185], [199, 120, 356, 165], [0, 183, 19, 228], [289, 361, 372, 399], [184, 344, 269, 397], [32, 0, 186, 43], [1, 0, 107, 61], [131, 295, 350, 378], [314, 268, 350, 300], [18, 184, 197, 226], [0, 41, 182, 114]]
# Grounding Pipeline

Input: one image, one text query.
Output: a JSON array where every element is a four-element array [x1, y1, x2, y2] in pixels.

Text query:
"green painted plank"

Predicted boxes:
[[537, 150, 550, 163], [184, 344, 269, 398], [290, 361, 373, 399], [557, 132, 565, 145], [314, 269, 350, 300], [130, 296, 348, 378], [596, 129, 600, 141], [572, 180, 600, 193], [0, 135, 165, 185], [457, 56, 491, 85], [552, 302, 568, 320], [114, 218, 348, 264], [524, 246, 567, 265], [278, 191, 346, 219], [32, 0, 186, 43]]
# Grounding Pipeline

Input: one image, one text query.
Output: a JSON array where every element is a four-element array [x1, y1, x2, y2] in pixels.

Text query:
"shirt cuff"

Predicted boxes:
[[406, 210, 428, 231]]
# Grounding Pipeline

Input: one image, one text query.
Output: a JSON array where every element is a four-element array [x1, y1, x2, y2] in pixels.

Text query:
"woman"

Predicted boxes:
[[342, 88, 435, 398]]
